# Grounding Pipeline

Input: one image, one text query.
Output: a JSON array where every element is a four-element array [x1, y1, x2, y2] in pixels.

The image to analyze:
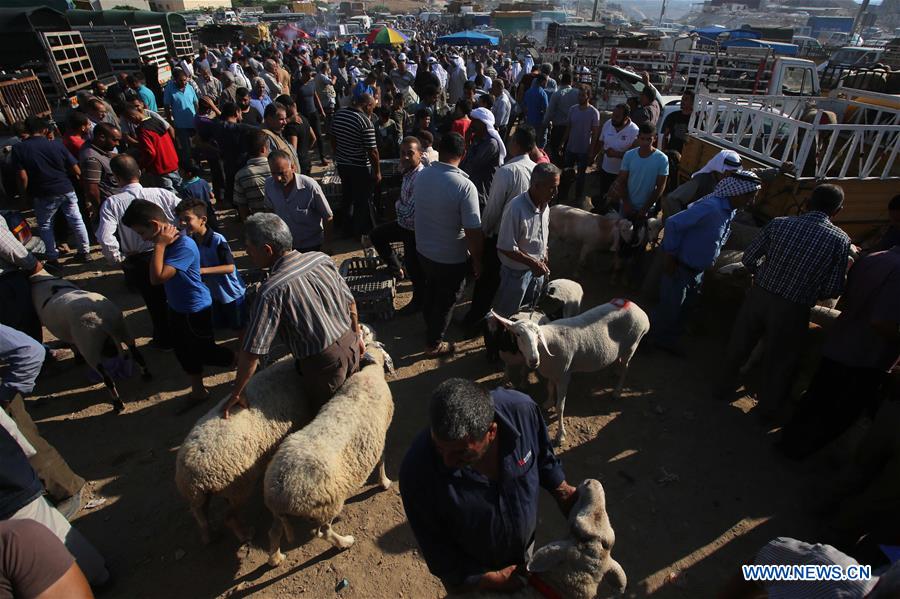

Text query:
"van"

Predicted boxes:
[[792, 35, 825, 58]]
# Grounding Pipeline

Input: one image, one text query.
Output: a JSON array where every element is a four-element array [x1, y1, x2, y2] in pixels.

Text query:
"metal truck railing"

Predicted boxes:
[[0, 71, 51, 126], [690, 92, 900, 180]]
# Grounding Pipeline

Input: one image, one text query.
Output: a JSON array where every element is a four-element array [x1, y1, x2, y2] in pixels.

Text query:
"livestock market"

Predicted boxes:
[[0, 0, 899, 596]]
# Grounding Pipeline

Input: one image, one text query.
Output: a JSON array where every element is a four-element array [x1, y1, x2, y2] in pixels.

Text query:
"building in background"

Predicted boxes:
[[149, 0, 233, 10]]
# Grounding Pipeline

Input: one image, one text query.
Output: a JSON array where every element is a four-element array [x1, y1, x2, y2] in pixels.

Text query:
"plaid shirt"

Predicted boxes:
[[242, 251, 355, 359], [742, 212, 850, 306]]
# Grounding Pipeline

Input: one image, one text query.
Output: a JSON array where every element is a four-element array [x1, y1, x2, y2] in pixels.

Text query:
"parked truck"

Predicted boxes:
[[547, 46, 823, 97], [677, 89, 899, 242]]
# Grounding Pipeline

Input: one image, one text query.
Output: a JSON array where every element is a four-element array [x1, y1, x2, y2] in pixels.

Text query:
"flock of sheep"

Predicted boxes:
[[28, 245, 649, 595]]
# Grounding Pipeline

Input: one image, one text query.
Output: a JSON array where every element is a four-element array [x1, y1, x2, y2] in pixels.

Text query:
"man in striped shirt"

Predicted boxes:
[[222, 213, 364, 416], [233, 129, 272, 221], [332, 93, 381, 236]]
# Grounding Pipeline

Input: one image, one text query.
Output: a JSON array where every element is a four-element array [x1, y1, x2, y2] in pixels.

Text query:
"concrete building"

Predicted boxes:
[[149, 0, 232, 10]]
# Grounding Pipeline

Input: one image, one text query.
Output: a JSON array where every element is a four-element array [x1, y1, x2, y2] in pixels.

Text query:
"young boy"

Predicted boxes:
[[178, 160, 219, 231], [121, 199, 234, 401], [175, 198, 246, 331]]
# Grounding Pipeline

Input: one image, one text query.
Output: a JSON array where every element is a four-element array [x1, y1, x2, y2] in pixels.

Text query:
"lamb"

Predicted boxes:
[[491, 299, 650, 445], [264, 339, 394, 566], [549, 205, 660, 277], [174, 356, 316, 544], [537, 279, 583, 320], [548, 205, 631, 275], [29, 270, 150, 411], [469, 479, 626, 599]]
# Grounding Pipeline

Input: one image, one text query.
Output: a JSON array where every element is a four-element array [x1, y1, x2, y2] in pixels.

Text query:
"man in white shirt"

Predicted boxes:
[[465, 126, 537, 330], [493, 163, 557, 317], [490, 80, 512, 141], [447, 57, 468, 106], [592, 103, 638, 212], [96, 154, 180, 350]]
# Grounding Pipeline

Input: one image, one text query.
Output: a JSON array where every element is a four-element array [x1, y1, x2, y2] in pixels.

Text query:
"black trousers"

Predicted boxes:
[[547, 124, 569, 166], [418, 253, 468, 347], [337, 164, 375, 236], [369, 221, 423, 302], [779, 357, 885, 459], [223, 163, 239, 207], [168, 306, 234, 376], [122, 252, 171, 346], [591, 170, 619, 210], [0, 271, 42, 342], [466, 236, 500, 324], [305, 111, 327, 161]]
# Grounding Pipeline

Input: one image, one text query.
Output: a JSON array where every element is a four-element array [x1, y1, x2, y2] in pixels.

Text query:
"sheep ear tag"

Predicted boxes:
[[488, 310, 514, 329]]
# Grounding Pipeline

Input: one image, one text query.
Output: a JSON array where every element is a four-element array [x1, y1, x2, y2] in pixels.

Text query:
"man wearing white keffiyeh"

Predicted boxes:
[[648, 170, 762, 353], [459, 108, 503, 210]]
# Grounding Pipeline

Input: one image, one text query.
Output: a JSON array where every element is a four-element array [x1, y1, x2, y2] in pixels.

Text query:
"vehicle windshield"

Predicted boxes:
[[830, 49, 867, 64]]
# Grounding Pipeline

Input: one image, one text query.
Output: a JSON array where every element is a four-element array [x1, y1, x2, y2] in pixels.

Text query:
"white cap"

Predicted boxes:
[[398, 52, 407, 61]]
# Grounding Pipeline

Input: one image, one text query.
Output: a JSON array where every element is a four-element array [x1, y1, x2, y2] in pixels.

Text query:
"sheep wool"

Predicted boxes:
[[175, 356, 315, 544], [493, 300, 650, 445], [467, 479, 627, 599], [264, 342, 394, 566], [29, 270, 150, 410]]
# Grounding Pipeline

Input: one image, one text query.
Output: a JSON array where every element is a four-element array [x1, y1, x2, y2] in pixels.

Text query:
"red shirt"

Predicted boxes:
[[62, 133, 85, 158], [136, 118, 179, 175], [451, 117, 470, 140]]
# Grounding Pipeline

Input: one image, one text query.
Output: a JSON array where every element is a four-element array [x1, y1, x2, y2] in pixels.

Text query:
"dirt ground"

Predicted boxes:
[[25, 205, 837, 599]]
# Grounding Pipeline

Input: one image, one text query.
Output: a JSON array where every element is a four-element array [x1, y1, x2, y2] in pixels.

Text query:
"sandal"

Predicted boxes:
[[425, 341, 455, 357]]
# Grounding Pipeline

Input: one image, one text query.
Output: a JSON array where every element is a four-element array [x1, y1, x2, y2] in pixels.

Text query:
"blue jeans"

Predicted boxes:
[[492, 264, 544, 317], [650, 264, 704, 349], [160, 170, 183, 193], [33, 191, 90, 259], [0, 324, 46, 404]]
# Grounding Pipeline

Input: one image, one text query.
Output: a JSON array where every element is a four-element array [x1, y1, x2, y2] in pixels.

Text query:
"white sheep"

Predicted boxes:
[[491, 309, 551, 389], [549, 205, 631, 275], [469, 479, 627, 599], [29, 270, 150, 411], [538, 279, 583, 320], [549, 205, 659, 277], [174, 356, 315, 544], [491, 300, 650, 445], [264, 340, 394, 566]]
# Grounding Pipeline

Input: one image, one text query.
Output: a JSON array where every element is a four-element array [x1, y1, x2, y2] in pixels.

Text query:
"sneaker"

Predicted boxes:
[[56, 486, 86, 521], [72, 252, 92, 263]]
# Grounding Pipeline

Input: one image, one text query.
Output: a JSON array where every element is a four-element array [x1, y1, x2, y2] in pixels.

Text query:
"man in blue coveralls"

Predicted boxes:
[[399, 378, 579, 593]]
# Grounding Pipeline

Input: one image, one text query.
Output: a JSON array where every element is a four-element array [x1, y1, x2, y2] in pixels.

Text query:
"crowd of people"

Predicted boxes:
[[0, 23, 899, 597]]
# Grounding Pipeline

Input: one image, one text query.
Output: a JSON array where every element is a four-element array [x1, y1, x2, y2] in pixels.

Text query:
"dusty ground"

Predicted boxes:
[[25, 206, 836, 599]]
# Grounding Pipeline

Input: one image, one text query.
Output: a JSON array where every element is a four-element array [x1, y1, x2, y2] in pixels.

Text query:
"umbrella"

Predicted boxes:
[[435, 30, 499, 46], [366, 26, 408, 46]]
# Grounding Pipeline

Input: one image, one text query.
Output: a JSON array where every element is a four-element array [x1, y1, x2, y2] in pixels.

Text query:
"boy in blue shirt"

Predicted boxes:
[[175, 198, 247, 331], [121, 199, 234, 402], [178, 160, 219, 231]]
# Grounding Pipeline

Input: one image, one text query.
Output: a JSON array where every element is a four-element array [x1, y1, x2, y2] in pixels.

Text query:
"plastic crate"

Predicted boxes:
[[319, 169, 343, 208], [339, 257, 396, 320]]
